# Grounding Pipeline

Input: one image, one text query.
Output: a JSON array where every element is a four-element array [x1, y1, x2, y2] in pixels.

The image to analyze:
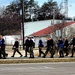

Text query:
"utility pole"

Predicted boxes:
[[21, 0, 25, 49], [52, 9, 55, 38]]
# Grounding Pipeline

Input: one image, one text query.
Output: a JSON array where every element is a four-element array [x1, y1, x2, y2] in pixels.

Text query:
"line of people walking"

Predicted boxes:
[[38, 34, 75, 58], [0, 34, 75, 59], [23, 35, 75, 58], [24, 36, 34, 58]]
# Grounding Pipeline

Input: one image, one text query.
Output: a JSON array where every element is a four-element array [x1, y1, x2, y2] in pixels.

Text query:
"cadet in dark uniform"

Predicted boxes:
[[38, 38, 44, 57], [11, 38, 23, 57], [24, 36, 30, 57], [43, 37, 55, 58], [58, 38, 64, 58], [29, 37, 34, 58], [70, 34, 75, 57], [63, 37, 69, 56], [0, 35, 6, 59]]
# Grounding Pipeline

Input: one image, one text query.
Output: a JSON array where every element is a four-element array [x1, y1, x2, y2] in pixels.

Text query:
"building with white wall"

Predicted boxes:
[[3, 35, 22, 45], [30, 21, 75, 47], [24, 20, 62, 36], [3, 20, 75, 47]]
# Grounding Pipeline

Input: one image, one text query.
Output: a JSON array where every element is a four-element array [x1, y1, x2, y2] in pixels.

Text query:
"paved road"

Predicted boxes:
[[0, 62, 75, 75]]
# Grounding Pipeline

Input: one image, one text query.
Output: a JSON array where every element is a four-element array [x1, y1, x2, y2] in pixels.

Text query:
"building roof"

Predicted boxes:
[[30, 21, 75, 36], [25, 20, 54, 36]]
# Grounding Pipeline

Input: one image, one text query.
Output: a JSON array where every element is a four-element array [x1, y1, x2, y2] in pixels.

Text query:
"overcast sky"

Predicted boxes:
[[0, 0, 75, 18]]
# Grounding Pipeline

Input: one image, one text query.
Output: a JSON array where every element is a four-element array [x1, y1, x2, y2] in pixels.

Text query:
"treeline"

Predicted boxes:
[[0, 0, 73, 35], [0, 14, 21, 35], [5, 0, 65, 21]]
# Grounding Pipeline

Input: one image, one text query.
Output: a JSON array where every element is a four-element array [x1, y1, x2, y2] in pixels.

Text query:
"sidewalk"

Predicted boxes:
[[6, 46, 72, 58], [0, 46, 75, 64], [5, 46, 39, 57]]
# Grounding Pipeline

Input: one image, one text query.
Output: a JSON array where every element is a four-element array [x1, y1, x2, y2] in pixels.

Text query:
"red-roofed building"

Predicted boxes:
[[30, 21, 75, 47], [30, 22, 75, 37]]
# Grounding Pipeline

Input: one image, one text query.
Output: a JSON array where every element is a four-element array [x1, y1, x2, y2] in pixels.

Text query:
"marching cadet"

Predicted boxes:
[[70, 34, 75, 57], [58, 37, 64, 58], [38, 37, 44, 57], [24, 36, 30, 57], [0, 35, 7, 59], [43, 37, 55, 58], [29, 37, 34, 58], [11, 38, 23, 57], [63, 37, 69, 56]]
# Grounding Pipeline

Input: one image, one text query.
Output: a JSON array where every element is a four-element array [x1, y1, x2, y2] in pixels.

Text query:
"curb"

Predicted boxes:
[[0, 58, 75, 64]]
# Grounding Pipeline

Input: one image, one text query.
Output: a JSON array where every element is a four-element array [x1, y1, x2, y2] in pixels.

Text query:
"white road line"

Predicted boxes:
[[0, 66, 54, 71]]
